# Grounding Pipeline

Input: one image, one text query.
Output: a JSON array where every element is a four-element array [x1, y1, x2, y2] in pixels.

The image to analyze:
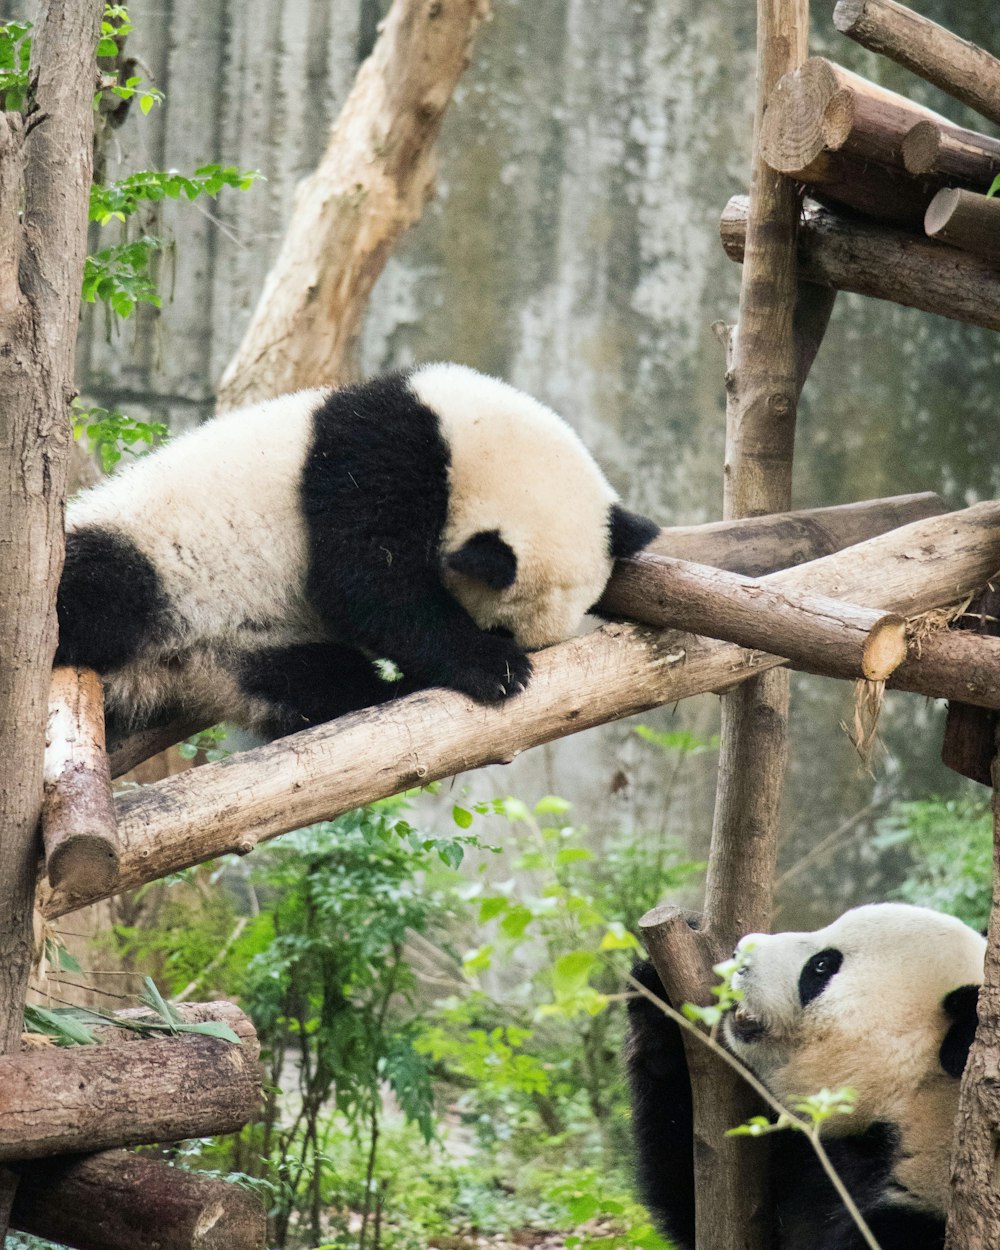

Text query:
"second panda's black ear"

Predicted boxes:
[[609, 503, 659, 559], [940, 984, 981, 1078], [445, 530, 518, 590]]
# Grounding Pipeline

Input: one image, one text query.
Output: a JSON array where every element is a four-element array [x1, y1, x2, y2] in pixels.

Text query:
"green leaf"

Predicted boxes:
[[478, 896, 508, 923], [555, 846, 593, 866], [553, 950, 596, 997], [23, 1005, 98, 1046], [452, 805, 473, 829], [179, 1019, 242, 1044], [988, 173, 1000, 199], [599, 922, 640, 951], [499, 905, 534, 940], [534, 795, 571, 815]]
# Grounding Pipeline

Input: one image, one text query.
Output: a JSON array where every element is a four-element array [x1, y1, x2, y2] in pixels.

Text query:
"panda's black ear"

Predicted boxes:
[[609, 503, 659, 559], [940, 984, 981, 1078], [445, 530, 518, 591]]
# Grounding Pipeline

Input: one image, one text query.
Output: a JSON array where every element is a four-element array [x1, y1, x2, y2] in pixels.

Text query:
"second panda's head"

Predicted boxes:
[[409, 363, 658, 650], [722, 903, 985, 1118]]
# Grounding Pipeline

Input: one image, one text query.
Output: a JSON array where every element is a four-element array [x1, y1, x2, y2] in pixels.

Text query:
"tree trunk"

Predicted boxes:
[[940, 585, 1000, 786], [12, 1149, 267, 1250], [216, 0, 490, 410], [721, 194, 1000, 333], [42, 667, 119, 895], [945, 723, 1000, 1249], [0, 0, 103, 1089], [833, 0, 1000, 130], [0, 1003, 260, 1161]]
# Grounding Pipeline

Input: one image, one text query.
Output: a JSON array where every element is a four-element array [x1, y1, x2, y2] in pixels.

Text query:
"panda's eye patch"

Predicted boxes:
[[798, 947, 843, 1008]]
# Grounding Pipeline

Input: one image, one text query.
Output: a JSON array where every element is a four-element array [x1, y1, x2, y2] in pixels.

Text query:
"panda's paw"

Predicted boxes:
[[451, 637, 533, 703]]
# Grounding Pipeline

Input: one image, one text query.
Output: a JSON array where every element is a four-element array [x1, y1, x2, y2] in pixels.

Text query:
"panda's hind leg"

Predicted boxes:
[[238, 643, 404, 739]]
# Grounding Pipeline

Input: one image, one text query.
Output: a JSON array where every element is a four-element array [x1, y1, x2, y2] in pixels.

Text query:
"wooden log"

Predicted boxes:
[[12, 1149, 267, 1250], [833, 0, 1000, 131], [0, 1002, 260, 1160], [40, 500, 1000, 920], [42, 667, 119, 895], [104, 492, 948, 780], [902, 119, 1000, 189], [721, 194, 1000, 333], [941, 585, 1000, 786], [604, 555, 908, 682], [925, 188, 1000, 264], [761, 56, 944, 174]]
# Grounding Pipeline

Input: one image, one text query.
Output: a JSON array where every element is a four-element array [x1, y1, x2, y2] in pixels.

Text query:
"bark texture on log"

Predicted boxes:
[[721, 195, 1000, 334], [941, 585, 1000, 786], [0, 0, 104, 1066], [604, 555, 908, 681], [760, 56, 944, 177], [833, 0, 1000, 130], [945, 724, 1000, 1250], [902, 120, 1000, 189], [925, 188, 1000, 264], [39, 500, 1000, 920], [103, 492, 947, 781], [215, 0, 490, 410], [0, 1002, 260, 1161], [42, 668, 119, 895], [12, 1149, 267, 1250]]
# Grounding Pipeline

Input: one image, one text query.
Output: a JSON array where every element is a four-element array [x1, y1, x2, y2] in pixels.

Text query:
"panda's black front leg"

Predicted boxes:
[[311, 569, 532, 704]]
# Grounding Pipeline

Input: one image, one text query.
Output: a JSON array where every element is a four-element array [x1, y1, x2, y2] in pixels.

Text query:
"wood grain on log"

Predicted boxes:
[[761, 56, 944, 175], [602, 555, 908, 681], [216, 0, 490, 409], [42, 668, 119, 895], [833, 0, 1000, 131], [902, 120, 1000, 189], [944, 724, 1000, 1249], [0, 1003, 259, 1161], [925, 188, 1000, 264], [12, 1149, 267, 1250], [721, 195, 1000, 333]]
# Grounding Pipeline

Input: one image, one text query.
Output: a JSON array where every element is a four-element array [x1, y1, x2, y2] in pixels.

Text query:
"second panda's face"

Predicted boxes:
[[721, 903, 985, 1109]]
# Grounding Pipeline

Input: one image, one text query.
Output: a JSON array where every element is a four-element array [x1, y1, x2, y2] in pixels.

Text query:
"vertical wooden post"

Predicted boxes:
[[693, 3, 824, 1248], [945, 723, 1000, 1249]]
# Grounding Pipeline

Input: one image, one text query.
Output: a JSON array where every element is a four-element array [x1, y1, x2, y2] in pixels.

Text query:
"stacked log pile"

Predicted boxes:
[[718, 3, 1000, 331]]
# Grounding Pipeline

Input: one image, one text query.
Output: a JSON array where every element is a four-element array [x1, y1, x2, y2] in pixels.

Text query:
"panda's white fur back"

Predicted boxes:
[[68, 389, 329, 650], [413, 363, 619, 648]]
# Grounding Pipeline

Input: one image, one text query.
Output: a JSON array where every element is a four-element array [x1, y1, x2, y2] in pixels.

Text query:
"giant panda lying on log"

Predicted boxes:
[[57, 364, 657, 740], [626, 903, 985, 1250]]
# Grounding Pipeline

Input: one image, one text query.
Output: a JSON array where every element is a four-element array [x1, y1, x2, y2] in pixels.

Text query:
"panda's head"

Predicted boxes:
[[409, 363, 658, 650], [722, 903, 985, 1116]]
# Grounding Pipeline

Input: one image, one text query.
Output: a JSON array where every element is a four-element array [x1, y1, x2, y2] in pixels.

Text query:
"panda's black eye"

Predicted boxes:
[[799, 947, 843, 1008]]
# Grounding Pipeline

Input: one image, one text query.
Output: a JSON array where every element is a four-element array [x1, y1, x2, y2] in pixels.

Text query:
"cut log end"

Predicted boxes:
[[761, 58, 845, 173], [861, 615, 908, 681], [924, 186, 963, 237], [46, 833, 120, 895], [902, 120, 941, 175], [832, 0, 865, 33]]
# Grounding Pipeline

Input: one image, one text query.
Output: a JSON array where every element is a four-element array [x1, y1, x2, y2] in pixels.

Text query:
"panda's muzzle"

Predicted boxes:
[[729, 1004, 766, 1043]]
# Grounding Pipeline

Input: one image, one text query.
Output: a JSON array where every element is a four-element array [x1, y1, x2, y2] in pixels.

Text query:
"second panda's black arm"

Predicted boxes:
[[302, 378, 531, 703], [625, 959, 696, 1249]]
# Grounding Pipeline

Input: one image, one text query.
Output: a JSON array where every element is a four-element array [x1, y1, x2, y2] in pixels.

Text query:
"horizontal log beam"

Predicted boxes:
[[41, 501, 1000, 919], [833, 0, 1000, 130], [0, 1003, 259, 1160], [12, 1149, 267, 1250], [104, 491, 947, 780], [721, 194, 1000, 333], [902, 119, 1000, 189], [925, 188, 1000, 264], [42, 667, 119, 895], [603, 555, 908, 681]]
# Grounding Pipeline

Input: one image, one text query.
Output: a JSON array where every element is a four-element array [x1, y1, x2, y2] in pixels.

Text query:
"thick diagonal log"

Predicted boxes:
[[0, 1002, 259, 1160], [833, 0, 1000, 131], [925, 189, 1000, 264], [40, 501, 1000, 920], [721, 195, 1000, 334], [103, 491, 947, 780], [42, 667, 118, 895], [12, 1149, 267, 1250]]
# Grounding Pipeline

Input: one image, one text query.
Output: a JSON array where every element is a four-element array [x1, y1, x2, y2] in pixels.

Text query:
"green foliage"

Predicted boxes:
[[71, 398, 167, 472], [0, 19, 31, 111], [988, 173, 1000, 198], [875, 796, 993, 929], [82, 235, 165, 317], [681, 946, 751, 1033], [90, 165, 260, 225], [728, 1087, 858, 1138], [179, 724, 231, 762], [634, 724, 720, 755]]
